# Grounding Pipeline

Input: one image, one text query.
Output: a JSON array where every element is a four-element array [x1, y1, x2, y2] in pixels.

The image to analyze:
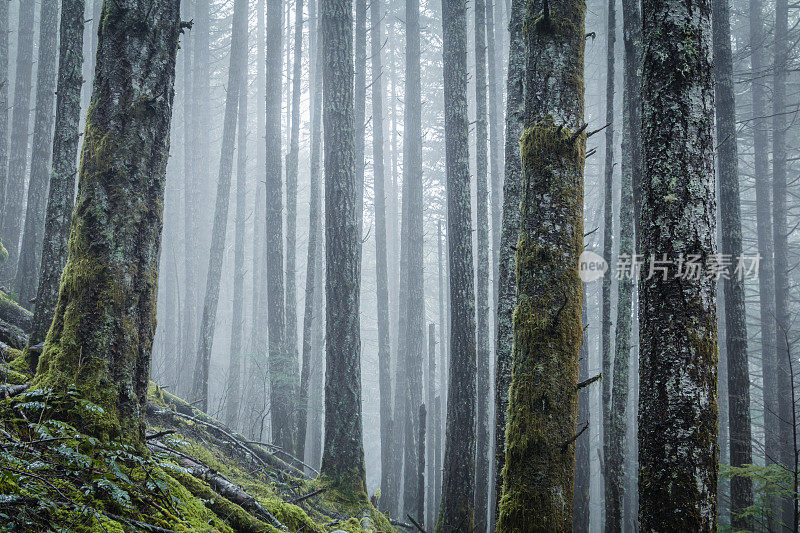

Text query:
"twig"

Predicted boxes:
[[406, 514, 428, 533], [586, 122, 611, 138], [390, 518, 415, 529], [288, 488, 326, 505], [146, 429, 177, 440], [570, 123, 589, 143], [562, 421, 589, 450], [576, 373, 602, 390]]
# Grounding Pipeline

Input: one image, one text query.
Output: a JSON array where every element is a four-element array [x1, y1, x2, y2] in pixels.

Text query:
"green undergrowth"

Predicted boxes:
[[0, 381, 396, 532]]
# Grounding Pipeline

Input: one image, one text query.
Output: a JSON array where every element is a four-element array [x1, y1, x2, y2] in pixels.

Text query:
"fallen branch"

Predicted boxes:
[[1, 383, 29, 398], [390, 518, 414, 529], [406, 514, 428, 533], [245, 440, 320, 476], [145, 429, 177, 440], [288, 487, 326, 505]]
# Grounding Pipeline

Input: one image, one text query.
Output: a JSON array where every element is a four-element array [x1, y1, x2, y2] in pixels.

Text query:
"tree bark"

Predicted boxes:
[[418, 403, 427, 527], [320, 0, 367, 494], [32, 0, 182, 447], [573, 292, 590, 532], [426, 323, 436, 526], [0, 0, 7, 245], [15, 0, 60, 307], [497, 0, 586, 526], [191, 0, 249, 412], [638, 0, 718, 525], [437, 0, 477, 527], [0, 0, 36, 279], [493, 0, 524, 519], [712, 0, 752, 524], [26, 0, 85, 359]]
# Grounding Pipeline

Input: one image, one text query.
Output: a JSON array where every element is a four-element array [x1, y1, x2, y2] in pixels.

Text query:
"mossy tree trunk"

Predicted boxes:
[[33, 0, 182, 447], [27, 0, 85, 357], [320, 0, 368, 495], [497, 0, 586, 527], [573, 292, 590, 532], [15, 0, 59, 308], [638, 0, 718, 525], [190, 0, 249, 413], [0, 0, 35, 280], [437, 0, 477, 527], [712, 0, 752, 524], [0, 0, 7, 237], [493, 0, 525, 520]]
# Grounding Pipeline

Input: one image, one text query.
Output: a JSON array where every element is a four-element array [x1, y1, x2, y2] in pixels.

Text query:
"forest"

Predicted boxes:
[[0, 0, 794, 530]]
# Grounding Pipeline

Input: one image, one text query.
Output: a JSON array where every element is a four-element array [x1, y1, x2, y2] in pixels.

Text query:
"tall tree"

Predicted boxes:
[[0, 0, 36, 278], [436, 219, 446, 513], [402, 0, 426, 516], [474, 0, 491, 527], [354, 0, 367, 237], [426, 323, 436, 526], [712, 0, 752, 524], [320, 0, 367, 494], [266, 0, 295, 453], [601, 0, 616, 520], [496, 0, 586, 525], [370, 0, 394, 512], [226, 40, 249, 430], [437, 0, 477, 526], [748, 0, 778, 498], [285, 0, 306, 446], [0, 0, 8, 253], [493, 0, 524, 518], [638, 0, 718, 524], [190, 0, 249, 412], [573, 292, 590, 532], [772, 0, 793, 524], [15, 0, 60, 306], [298, 0, 323, 463], [32, 0, 182, 447], [26, 0, 86, 364]]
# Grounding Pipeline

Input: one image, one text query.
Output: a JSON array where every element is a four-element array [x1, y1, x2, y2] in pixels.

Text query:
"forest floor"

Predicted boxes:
[[0, 291, 397, 533]]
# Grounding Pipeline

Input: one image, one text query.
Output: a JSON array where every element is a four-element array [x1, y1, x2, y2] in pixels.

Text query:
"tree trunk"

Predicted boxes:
[[772, 0, 792, 524], [298, 0, 323, 464], [497, 0, 586, 526], [32, 0, 182, 447], [266, 0, 295, 454], [573, 292, 590, 532], [712, 0, 752, 525], [437, 0, 477, 527], [0, 0, 7, 244], [190, 0, 249, 412], [355, 0, 367, 242], [226, 33, 250, 430], [748, 0, 778, 504], [474, 0, 491, 528], [15, 0, 60, 307], [402, 0, 426, 516], [426, 323, 436, 526], [436, 219, 446, 515], [417, 403, 427, 527], [285, 0, 306, 453], [638, 0, 718, 524], [0, 0, 35, 278], [320, 0, 367, 494], [370, 0, 393, 512], [601, 0, 616, 524], [493, 0, 524, 519], [26, 0, 85, 360]]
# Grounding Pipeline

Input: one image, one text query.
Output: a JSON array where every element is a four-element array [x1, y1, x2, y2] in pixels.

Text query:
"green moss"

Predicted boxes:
[[0, 241, 7, 264]]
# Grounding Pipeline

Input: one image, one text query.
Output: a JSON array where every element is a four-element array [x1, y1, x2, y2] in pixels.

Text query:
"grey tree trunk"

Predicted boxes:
[[573, 292, 590, 532], [638, 0, 718, 525], [26, 0, 86, 363], [285, 0, 305, 450], [298, 0, 323, 464], [417, 403, 427, 526], [308, 215, 326, 470], [225, 35, 249, 430], [474, 0, 491, 528], [320, 0, 367, 494], [437, 0, 477, 527], [748, 0, 778, 497], [601, 0, 616, 523], [436, 219, 446, 514], [0, 0, 7, 237], [266, 0, 295, 454], [32, 0, 182, 447], [497, 0, 586, 525], [0, 0, 36, 279], [15, 0, 60, 307], [370, 0, 394, 513], [426, 323, 436, 526], [355, 0, 367, 240], [190, 0, 249, 412], [493, 0, 524, 518], [772, 0, 792, 524], [712, 0, 752, 524]]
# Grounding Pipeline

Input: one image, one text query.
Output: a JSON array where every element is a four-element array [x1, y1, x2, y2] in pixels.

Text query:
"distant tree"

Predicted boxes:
[[32, 0, 182, 447], [191, 0, 249, 412], [496, 0, 586, 526], [320, 0, 368, 494], [0, 0, 7, 229], [26, 0, 86, 366], [637, 0, 718, 525], [437, 0, 477, 526], [15, 0, 60, 307], [573, 292, 590, 532]]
